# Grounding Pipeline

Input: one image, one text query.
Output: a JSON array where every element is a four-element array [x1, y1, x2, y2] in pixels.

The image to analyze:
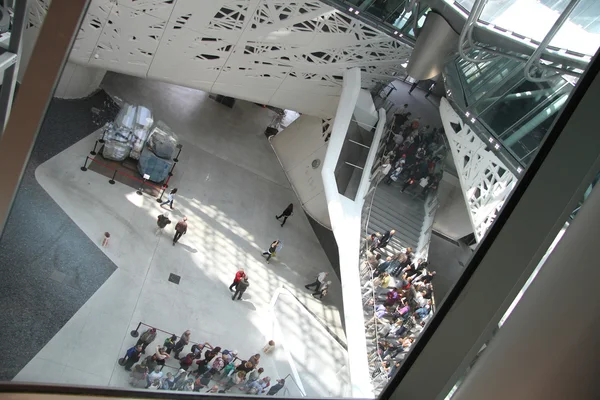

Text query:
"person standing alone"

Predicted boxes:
[[275, 203, 293, 227], [161, 188, 178, 209], [173, 216, 188, 246], [232, 277, 249, 300]]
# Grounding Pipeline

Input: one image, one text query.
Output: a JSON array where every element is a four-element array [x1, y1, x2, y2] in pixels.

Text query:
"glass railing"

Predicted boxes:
[[443, 48, 576, 168], [328, 0, 431, 39]]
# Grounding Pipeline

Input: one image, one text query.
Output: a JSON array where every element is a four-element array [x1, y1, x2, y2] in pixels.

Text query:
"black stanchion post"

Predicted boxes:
[[90, 140, 99, 156], [80, 156, 89, 171], [99, 126, 106, 144], [156, 185, 166, 203], [109, 169, 117, 184], [173, 144, 183, 162], [130, 322, 142, 338], [168, 162, 176, 177]]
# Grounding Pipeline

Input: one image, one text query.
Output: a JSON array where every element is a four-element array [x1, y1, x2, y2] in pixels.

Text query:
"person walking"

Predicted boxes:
[[173, 330, 191, 359], [135, 328, 157, 353], [305, 272, 328, 292], [155, 213, 171, 235], [377, 230, 396, 250], [232, 277, 249, 300], [262, 240, 280, 264], [275, 203, 294, 227], [312, 280, 332, 299], [121, 345, 143, 371], [408, 80, 420, 94], [173, 216, 188, 245], [267, 378, 286, 395], [229, 268, 246, 292], [160, 188, 178, 209]]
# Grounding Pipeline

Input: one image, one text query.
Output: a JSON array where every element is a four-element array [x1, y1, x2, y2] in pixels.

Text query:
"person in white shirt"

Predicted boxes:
[[305, 272, 328, 292], [146, 366, 163, 388], [372, 161, 392, 185], [160, 188, 178, 209]]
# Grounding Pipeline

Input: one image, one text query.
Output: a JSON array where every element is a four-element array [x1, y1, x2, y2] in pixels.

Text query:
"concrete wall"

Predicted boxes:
[[270, 115, 331, 228], [54, 62, 106, 99], [433, 173, 473, 240]]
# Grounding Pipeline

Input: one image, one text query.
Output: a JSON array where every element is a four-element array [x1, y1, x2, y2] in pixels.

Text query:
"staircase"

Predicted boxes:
[[364, 180, 426, 257]]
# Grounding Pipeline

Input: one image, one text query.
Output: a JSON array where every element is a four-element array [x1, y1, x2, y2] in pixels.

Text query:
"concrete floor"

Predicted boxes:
[[12, 73, 348, 395]]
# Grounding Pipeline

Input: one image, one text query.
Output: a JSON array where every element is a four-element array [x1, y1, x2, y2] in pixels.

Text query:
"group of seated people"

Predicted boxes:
[[371, 104, 446, 197], [361, 242, 436, 385], [122, 335, 285, 395]]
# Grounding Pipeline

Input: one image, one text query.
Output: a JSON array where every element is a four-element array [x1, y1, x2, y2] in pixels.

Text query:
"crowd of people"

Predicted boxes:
[[361, 241, 436, 390], [371, 103, 446, 198], [362, 104, 442, 391], [120, 327, 287, 395]]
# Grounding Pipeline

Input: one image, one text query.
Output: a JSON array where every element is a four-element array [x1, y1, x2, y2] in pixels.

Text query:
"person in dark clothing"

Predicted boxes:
[[275, 203, 294, 227], [232, 277, 249, 300], [122, 345, 143, 371], [174, 330, 191, 359], [267, 378, 286, 395], [196, 348, 220, 375], [179, 352, 195, 371], [408, 80, 420, 94], [173, 216, 188, 245], [377, 230, 396, 249], [164, 334, 177, 354], [262, 240, 279, 263], [135, 328, 157, 353], [155, 213, 171, 235]]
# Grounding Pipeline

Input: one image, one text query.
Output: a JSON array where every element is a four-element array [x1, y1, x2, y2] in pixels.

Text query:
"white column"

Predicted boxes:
[[321, 67, 373, 398], [452, 181, 600, 400], [54, 61, 106, 99]]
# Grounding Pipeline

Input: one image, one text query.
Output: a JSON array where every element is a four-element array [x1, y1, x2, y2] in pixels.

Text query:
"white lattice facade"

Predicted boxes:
[[27, 0, 411, 117], [439, 98, 518, 241]]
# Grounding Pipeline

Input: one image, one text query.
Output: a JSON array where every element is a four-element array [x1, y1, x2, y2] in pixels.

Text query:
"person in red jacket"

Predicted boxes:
[[173, 216, 188, 245], [229, 268, 246, 292]]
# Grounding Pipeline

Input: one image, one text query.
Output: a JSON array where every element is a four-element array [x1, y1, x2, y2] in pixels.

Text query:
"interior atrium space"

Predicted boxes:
[[0, 1, 599, 400]]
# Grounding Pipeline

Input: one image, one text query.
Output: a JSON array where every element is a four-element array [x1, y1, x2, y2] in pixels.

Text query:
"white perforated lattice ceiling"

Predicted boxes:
[[28, 0, 411, 117]]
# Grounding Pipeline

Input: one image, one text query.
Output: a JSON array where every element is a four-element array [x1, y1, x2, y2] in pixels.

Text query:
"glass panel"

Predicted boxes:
[[549, 0, 600, 55], [499, 83, 572, 163], [363, 0, 409, 21], [479, 74, 569, 139], [455, 50, 522, 105], [471, 66, 524, 117], [457, 0, 600, 56]]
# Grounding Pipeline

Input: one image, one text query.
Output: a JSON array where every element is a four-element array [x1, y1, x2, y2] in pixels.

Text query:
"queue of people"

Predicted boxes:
[[120, 328, 287, 395], [361, 239, 436, 391], [373, 104, 446, 198]]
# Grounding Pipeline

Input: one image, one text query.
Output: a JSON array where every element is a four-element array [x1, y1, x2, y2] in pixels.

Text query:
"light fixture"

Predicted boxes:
[[470, 117, 476, 123], [494, 143, 500, 150], [399, 33, 403, 37], [355, 10, 359, 14], [349, 7, 353, 11], [465, 111, 470, 117], [517, 167, 523, 173], [393, 31, 398, 35], [488, 137, 494, 143]]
